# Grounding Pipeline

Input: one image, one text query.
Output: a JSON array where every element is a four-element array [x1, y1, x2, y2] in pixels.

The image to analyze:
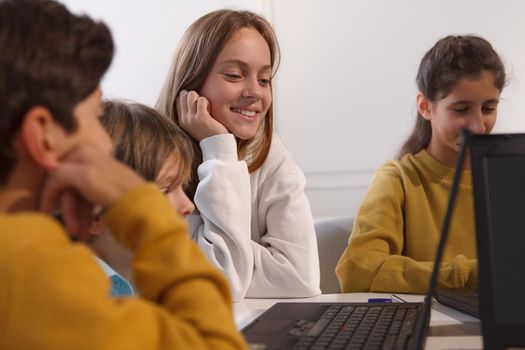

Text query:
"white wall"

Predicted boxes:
[[63, 0, 525, 219], [62, 0, 263, 105], [269, 0, 525, 218]]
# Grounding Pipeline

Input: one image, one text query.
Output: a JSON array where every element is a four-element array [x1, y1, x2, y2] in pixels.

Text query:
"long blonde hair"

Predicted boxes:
[[156, 9, 280, 199]]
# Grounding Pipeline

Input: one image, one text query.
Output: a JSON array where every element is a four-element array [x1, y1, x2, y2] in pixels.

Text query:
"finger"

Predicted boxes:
[[40, 171, 66, 215], [40, 162, 82, 214], [186, 90, 200, 117], [45, 138, 145, 211], [60, 190, 80, 238], [76, 198, 95, 242], [177, 90, 188, 125], [176, 97, 183, 124], [197, 96, 210, 119]]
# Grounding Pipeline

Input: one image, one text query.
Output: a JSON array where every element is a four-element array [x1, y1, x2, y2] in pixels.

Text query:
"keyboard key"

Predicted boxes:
[[291, 304, 422, 350]]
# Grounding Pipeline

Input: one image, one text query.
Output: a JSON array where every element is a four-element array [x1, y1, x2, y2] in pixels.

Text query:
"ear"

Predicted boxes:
[[20, 106, 66, 170], [416, 92, 433, 121]]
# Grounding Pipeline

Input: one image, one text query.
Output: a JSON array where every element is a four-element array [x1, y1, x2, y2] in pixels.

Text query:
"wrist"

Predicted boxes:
[[200, 134, 238, 161], [101, 175, 144, 210]]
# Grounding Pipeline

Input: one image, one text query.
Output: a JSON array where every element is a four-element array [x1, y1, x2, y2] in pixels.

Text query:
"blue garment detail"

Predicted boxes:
[[109, 275, 134, 297], [94, 257, 135, 297]]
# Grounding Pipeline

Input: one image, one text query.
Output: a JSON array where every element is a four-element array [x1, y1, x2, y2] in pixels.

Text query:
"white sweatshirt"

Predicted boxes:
[[188, 133, 321, 302]]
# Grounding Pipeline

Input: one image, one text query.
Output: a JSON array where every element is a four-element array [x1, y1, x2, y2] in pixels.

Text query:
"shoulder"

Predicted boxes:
[[0, 213, 94, 271], [372, 159, 404, 182], [257, 133, 301, 178], [366, 154, 425, 198], [374, 153, 422, 181], [0, 213, 67, 246], [368, 153, 435, 202], [267, 133, 293, 159]]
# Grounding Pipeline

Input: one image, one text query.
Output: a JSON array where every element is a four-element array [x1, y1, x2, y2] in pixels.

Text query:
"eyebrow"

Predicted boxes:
[[157, 174, 177, 186], [217, 59, 272, 72], [157, 171, 188, 189], [450, 99, 500, 104]]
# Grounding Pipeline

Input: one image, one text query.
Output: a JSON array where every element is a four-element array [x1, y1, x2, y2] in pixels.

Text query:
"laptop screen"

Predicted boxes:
[[483, 155, 525, 325]]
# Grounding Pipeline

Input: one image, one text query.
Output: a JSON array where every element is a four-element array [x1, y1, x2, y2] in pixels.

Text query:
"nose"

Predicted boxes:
[[467, 110, 487, 135], [179, 195, 195, 218], [241, 75, 264, 100], [168, 187, 195, 218]]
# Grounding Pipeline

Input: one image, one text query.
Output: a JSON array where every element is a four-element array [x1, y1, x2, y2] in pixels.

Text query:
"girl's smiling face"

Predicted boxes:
[[199, 27, 272, 141], [418, 70, 501, 167]]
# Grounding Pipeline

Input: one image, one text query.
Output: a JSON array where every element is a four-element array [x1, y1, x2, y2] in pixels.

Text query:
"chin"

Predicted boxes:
[[235, 133, 257, 141], [230, 126, 259, 141]]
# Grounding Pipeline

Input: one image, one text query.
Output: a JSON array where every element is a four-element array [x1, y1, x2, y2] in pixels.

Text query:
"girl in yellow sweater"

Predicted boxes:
[[336, 35, 507, 293]]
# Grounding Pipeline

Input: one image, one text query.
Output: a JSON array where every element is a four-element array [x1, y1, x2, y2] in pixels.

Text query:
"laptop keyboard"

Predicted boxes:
[[291, 304, 420, 350]]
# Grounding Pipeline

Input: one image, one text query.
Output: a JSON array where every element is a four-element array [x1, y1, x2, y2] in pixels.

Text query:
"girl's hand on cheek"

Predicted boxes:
[[177, 90, 228, 141]]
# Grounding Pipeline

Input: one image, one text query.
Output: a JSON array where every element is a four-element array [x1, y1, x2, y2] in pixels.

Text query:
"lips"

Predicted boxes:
[[231, 107, 257, 118]]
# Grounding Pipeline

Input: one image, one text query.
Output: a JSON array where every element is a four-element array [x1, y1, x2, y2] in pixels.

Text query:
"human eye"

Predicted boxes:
[[158, 187, 169, 195], [452, 105, 469, 113], [223, 72, 242, 81], [258, 78, 271, 87], [482, 103, 498, 114]]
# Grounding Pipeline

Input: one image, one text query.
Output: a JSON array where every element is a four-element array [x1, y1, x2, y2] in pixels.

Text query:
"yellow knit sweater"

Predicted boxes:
[[336, 150, 478, 293], [0, 184, 247, 350]]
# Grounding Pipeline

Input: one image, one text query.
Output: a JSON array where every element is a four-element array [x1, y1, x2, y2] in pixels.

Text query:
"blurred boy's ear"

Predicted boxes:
[[19, 106, 66, 170], [416, 92, 432, 121]]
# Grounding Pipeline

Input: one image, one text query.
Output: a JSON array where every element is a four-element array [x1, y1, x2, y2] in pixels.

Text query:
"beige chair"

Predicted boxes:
[[314, 216, 353, 294]]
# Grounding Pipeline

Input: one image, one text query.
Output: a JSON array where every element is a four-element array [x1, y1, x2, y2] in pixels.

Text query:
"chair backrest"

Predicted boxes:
[[314, 216, 353, 293]]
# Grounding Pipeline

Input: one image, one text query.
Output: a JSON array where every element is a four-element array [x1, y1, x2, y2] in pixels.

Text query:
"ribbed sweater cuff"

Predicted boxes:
[[200, 134, 238, 162], [465, 259, 479, 287]]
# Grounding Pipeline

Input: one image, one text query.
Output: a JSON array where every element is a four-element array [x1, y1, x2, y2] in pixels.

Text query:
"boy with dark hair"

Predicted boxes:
[[0, 0, 246, 348]]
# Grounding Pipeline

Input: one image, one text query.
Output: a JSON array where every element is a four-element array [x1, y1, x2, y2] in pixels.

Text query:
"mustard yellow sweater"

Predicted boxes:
[[0, 184, 247, 350], [336, 150, 478, 293]]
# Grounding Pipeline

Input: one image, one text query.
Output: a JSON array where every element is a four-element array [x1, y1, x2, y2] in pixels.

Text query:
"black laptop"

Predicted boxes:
[[434, 133, 525, 349], [434, 286, 479, 318], [242, 131, 472, 350], [469, 133, 525, 350]]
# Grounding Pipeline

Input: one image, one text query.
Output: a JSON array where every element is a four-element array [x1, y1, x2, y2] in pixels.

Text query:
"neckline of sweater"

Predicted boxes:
[[415, 150, 472, 186]]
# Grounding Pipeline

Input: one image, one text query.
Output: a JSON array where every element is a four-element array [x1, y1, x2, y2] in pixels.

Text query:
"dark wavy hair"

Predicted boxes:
[[398, 35, 506, 158], [0, 0, 114, 183]]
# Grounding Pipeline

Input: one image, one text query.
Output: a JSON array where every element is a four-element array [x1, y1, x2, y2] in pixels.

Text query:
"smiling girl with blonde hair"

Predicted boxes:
[[157, 9, 320, 301]]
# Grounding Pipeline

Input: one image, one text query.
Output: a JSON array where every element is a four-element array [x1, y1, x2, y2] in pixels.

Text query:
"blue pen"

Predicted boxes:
[[367, 298, 392, 303]]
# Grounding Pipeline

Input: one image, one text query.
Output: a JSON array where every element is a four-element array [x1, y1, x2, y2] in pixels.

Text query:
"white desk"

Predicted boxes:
[[234, 293, 482, 350]]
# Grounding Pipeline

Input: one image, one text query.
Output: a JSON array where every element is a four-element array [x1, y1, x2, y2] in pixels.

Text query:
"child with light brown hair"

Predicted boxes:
[[89, 100, 195, 294]]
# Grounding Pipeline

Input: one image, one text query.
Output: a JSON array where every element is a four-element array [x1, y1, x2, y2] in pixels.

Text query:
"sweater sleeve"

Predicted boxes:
[[190, 134, 320, 301], [191, 134, 254, 301], [2, 184, 247, 350], [246, 136, 321, 298], [335, 163, 478, 294]]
